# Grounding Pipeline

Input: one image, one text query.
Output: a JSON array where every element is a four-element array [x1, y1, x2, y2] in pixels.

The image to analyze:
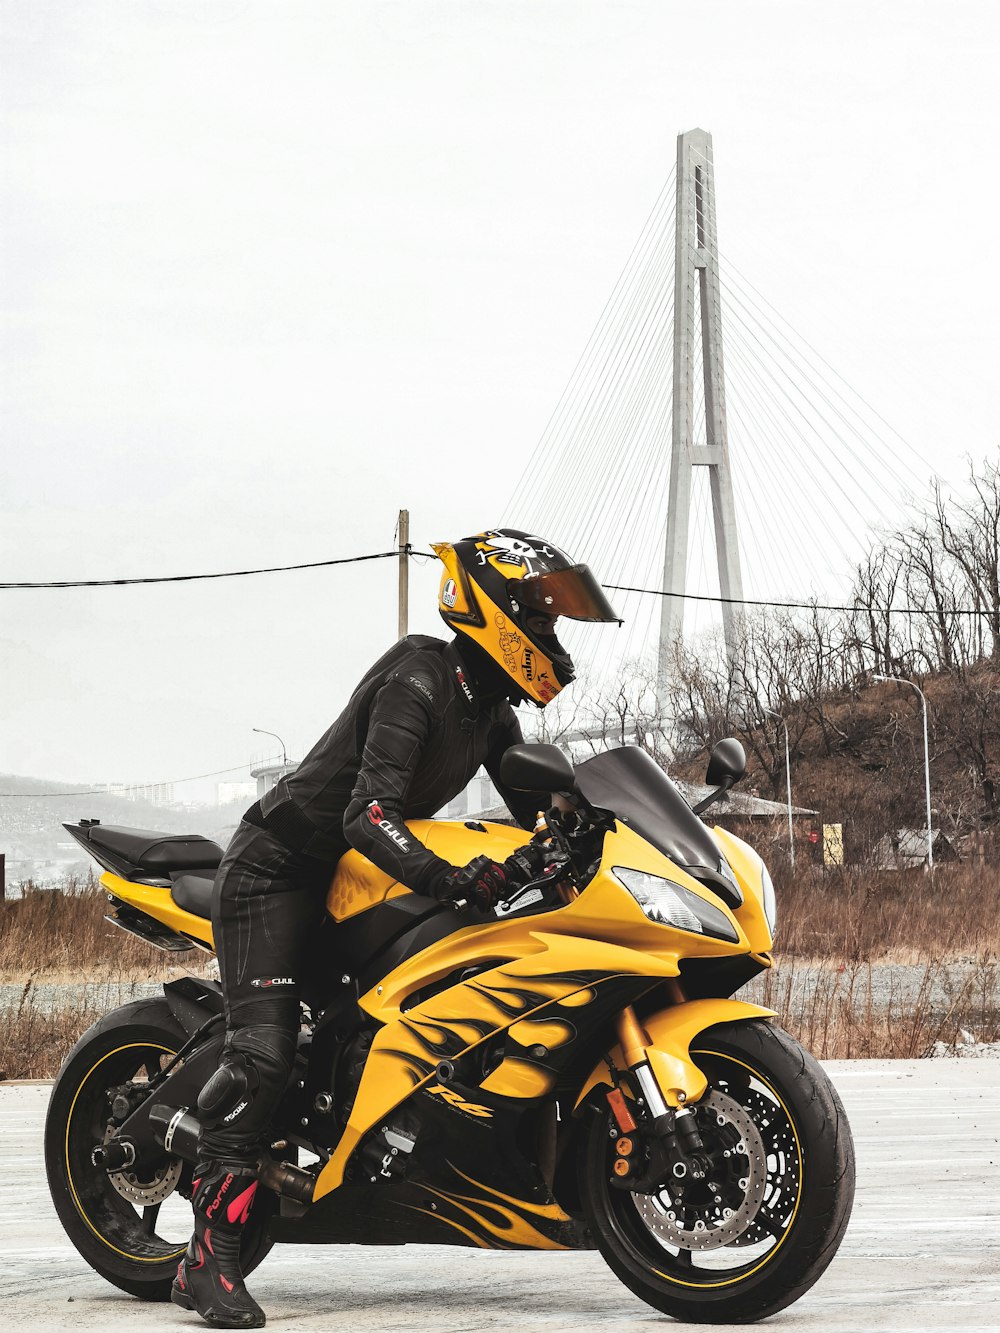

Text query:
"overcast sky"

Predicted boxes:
[[2, 1, 998, 796]]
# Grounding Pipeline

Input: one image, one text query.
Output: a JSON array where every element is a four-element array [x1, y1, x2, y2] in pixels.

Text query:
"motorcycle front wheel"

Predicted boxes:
[[579, 1020, 854, 1324], [44, 996, 275, 1301]]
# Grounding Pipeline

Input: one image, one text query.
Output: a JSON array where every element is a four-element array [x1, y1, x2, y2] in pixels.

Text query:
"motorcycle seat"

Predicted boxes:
[[86, 824, 224, 873], [170, 871, 216, 920]]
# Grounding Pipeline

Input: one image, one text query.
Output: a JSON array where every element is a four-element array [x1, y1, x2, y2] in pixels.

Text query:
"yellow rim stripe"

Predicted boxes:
[[65, 1041, 186, 1264], [650, 1049, 803, 1290]]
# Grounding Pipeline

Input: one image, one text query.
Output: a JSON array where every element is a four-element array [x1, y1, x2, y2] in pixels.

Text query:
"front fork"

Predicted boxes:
[[611, 996, 712, 1189], [559, 878, 713, 1185]]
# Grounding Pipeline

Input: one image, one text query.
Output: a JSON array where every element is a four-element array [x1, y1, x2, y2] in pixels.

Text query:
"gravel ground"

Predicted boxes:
[[742, 959, 999, 1014], [2, 960, 996, 1017], [0, 980, 164, 1013]]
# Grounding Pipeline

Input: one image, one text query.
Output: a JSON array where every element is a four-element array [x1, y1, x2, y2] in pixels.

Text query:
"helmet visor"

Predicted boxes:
[[511, 564, 622, 623]]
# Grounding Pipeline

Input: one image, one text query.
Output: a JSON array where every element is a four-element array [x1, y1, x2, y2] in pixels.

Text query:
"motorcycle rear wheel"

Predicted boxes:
[[44, 997, 275, 1301], [579, 1020, 854, 1324]]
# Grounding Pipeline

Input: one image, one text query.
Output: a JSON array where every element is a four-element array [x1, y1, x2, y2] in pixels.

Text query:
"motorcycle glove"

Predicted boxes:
[[439, 843, 548, 911], [439, 855, 510, 910]]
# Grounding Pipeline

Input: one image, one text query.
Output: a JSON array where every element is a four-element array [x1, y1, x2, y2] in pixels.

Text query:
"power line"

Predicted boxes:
[[0, 763, 254, 798], [0, 549, 398, 591], [600, 580, 998, 618]]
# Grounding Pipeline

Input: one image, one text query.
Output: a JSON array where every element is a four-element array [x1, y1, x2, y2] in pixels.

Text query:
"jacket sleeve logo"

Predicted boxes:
[[407, 675, 435, 703], [366, 800, 411, 851]]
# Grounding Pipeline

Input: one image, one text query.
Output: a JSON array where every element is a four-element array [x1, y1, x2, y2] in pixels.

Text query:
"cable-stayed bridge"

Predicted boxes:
[[505, 128, 937, 694]]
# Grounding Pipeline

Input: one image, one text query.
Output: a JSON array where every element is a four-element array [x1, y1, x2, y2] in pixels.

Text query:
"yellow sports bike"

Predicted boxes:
[[46, 740, 854, 1323]]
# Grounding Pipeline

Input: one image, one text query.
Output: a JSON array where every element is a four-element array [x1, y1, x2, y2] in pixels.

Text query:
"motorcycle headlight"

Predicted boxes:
[[613, 867, 739, 943], [761, 863, 777, 937]]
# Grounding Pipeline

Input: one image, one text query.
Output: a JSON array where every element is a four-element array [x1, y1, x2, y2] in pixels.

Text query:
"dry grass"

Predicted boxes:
[[0, 878, 204, 1078], [0, 876, 199, 980], [756, 955, 1000, 1059], [772, 861, 1000, 962], [0, 979, 104, 1080]]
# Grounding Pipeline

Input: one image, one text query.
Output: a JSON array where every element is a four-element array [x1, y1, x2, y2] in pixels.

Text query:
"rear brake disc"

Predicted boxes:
[[102, 1124, 183, 1206]]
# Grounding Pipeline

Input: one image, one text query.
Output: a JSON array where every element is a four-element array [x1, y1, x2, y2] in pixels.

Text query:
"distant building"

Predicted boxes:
[[99, 782, 175, 805], [249, 758, 299, 799], [217, 781, 258, 807], [442, 770, 501, 821], [872, 828, 958, 870]]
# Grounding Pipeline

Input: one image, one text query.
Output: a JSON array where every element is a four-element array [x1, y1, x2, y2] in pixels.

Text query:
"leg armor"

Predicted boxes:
[[198, 1024, 298, 1159]]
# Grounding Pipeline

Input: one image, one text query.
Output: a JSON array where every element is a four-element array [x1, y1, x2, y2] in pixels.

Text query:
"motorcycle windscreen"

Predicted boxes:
[[574, 746, 739, 902]]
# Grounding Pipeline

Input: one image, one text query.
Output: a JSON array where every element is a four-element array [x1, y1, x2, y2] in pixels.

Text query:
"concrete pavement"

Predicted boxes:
[[2, 1062, 999, 1331]]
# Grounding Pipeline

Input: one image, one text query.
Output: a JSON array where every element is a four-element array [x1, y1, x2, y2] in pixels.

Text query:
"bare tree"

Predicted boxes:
[[933, 460, 1000, 665]]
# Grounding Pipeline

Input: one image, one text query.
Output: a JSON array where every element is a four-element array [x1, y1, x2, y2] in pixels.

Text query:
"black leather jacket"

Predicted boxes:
[[253, 636, 541, 895]]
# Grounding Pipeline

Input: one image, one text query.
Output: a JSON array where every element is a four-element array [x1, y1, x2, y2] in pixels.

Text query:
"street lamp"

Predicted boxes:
[[873, 675, 934, 873], [763, 707, 795, 868], [252, 727, 288, 769]]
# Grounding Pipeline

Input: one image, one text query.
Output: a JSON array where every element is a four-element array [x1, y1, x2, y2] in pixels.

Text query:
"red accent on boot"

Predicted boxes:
[[226, 1182, 258, 1226], [204, 1228, 214, 1256], [220, 1276, 235, 1294]]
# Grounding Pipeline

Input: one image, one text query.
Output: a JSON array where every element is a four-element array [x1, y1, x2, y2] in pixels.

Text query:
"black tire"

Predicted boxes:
[[44, 996, 275, 1302], [579, 1020, 855, 1323]]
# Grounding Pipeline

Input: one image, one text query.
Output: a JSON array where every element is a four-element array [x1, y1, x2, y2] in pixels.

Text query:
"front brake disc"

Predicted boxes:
[[630, 1088, 768, 1251]]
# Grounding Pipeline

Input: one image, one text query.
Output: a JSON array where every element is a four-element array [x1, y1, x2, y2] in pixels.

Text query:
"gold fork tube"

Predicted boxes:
[[616, 1006, 650, 1068]]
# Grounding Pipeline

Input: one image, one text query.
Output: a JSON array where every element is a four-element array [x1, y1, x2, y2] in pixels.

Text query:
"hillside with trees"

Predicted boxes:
[[534, 458, 1000, 865]]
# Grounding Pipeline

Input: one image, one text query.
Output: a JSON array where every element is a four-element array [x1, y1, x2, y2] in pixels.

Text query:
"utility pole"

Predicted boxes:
[[764, 708, 795, 868], [658, 129, 744, 697], [397, 508, 410, 640], [252, 728, 287, 768], [875, 675, 934, 873], [0, 852, 5, 904]]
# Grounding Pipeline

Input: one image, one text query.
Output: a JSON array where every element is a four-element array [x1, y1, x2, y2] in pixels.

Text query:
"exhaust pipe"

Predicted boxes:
[[147, 1103, 315, 1204], [148, 1103, 201, 1160]]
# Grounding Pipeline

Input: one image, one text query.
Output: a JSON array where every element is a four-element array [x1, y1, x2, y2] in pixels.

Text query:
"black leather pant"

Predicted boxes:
[[199, 821, 335, 1160]]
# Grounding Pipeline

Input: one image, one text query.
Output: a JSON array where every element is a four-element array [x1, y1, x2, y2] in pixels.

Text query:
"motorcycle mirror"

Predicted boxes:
[[705, 738, 746, 787], [692, 738, 747, 816], [499, 743, 577, 795]]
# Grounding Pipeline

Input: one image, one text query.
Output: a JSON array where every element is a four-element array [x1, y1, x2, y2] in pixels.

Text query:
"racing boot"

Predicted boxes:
[[171, 1159, 265, 1328]]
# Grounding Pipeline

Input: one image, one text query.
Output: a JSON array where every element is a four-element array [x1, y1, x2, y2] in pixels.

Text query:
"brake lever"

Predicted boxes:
[[495, 854, 573, 915]]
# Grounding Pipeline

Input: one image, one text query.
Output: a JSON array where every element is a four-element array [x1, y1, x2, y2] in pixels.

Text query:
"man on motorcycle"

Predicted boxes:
[[172, 529, 620, 1328]]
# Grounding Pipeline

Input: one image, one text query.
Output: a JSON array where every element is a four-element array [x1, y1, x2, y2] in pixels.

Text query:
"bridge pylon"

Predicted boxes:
[[657, 128, 744, 694]]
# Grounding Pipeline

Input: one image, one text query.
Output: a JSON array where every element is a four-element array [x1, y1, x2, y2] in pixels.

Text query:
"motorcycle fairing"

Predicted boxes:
[[101, 872, 215, 950], [313, 955, 654, 1199], [271, 1170, 585, 1251], [711, 826, 774, 951], [272, 1071, 588, 1250], [312, 821, 752, 1201]]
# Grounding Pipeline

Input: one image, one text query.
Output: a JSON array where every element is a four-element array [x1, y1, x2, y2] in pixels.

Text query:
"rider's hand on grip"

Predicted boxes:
[[502, 840, 549, 887], [440, 854, 509, 911]]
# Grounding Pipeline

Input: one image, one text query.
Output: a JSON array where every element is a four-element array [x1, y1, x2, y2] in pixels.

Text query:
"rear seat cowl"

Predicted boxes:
[[87, 825, 224, 872]]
